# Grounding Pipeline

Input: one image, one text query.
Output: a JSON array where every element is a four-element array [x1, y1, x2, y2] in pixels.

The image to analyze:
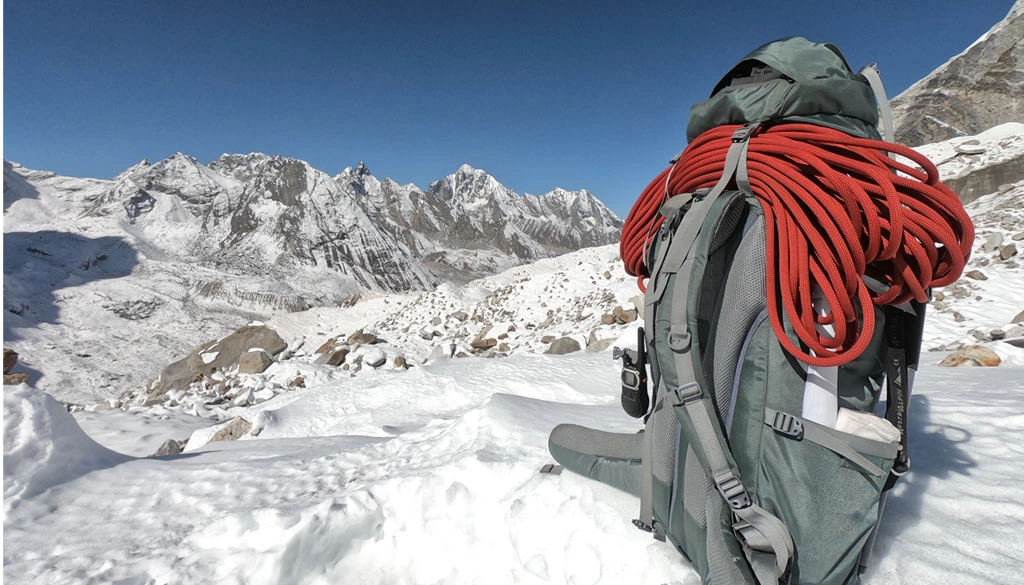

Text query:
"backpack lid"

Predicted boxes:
[[687, 37, 881, 142]]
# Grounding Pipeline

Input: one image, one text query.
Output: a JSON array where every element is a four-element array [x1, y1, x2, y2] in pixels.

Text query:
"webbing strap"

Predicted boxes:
[[859, 64, 894, 144], [637, 406, 657, 533], [763, 408, 887, 477], [670, 388, 794, 583]]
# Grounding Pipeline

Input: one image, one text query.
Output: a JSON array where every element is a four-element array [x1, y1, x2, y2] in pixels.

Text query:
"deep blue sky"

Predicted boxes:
[[3, 0, 1015, 216]]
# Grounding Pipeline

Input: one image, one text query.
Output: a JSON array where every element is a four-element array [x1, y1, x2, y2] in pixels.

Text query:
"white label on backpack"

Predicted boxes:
[[802, 288, 839, 428]]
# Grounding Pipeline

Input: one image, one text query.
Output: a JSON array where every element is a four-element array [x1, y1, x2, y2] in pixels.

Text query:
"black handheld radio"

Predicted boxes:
[[614, 327, 649, 418]]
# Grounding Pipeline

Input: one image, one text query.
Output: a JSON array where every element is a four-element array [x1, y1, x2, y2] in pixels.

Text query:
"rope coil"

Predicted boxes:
[[620, 123, 974, 366]]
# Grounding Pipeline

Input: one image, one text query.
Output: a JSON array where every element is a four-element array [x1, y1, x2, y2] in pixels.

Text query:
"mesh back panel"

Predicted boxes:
[[711, 216, 768, 418], [706, 496, 752, 584], [683, 447, 712, 529], [652, 404, 680, 484], [549, 424, 643, 460]]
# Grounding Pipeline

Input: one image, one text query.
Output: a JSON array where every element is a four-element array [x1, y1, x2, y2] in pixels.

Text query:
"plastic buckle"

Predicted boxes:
[[632, 518, 654, 533], [731, 123, 761, 143], [671, 382, 702, 406], [770, 411, 804, 439], [714, 470, 752, 510]]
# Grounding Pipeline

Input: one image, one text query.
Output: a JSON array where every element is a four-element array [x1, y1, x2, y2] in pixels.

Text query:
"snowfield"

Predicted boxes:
[[4, 348, 1024, 584]]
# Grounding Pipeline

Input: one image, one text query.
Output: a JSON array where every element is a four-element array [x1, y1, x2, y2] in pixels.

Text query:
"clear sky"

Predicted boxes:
[[3, 0, 1016, 216]]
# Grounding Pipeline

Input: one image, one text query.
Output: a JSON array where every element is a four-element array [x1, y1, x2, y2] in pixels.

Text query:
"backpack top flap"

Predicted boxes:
[[686, 37, 881, 142]]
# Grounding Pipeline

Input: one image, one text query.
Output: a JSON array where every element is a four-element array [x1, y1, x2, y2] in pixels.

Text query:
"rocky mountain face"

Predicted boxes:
[[890, 0, 1024, 146], [18, 154, 621, 296]]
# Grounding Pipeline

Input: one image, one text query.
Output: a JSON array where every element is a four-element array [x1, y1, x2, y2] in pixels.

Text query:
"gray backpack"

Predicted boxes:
[[547, 38, 925, 585]]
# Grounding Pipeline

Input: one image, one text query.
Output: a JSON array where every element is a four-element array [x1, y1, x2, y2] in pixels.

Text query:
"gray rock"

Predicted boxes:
[[990, 329, 1007, 341], [157, 325, 287, 393], [430, 316, 442, 326], [601, 314, 615, 325], [546, 337, 582, 355], [314, 348, 350, 366], [210, 417, 252, 443], [361, 347, 387, 368], [471, 337, 497, 350], [541, 335, 556, 344], [238, 349, 273, 374], [1013, 231, 1024, 242], [964, 270, 988, 281], [451, 310, 469, 322], [153, 439, 184, 457], [347, 328, 378, 345], [3, 348, 17, 374], [1012, 309, 1024, 324], [289, 376, 306, 388], [393, 356, 409, 369], [538, 316, 554, 329], [1000, 243, 1018, 261]]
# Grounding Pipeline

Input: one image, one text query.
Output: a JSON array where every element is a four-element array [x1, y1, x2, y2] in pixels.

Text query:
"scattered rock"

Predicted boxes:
[[539, 316, 554, 329], [507, 324, 517, 332], [419, 326, 442, 340], [952, 311, 966, 323], [955, 142, 986, 155], [232, 389, 254, 406], [601, 314, 615, 325], [541, 335, 556, 344], [1013, 310, 1024, 324], [990, 329, 1006, 341], [546, 337, 582, 355], [455, 351, 470, 358], [347, 329, 378, 345], [238, 349, 273, 374], [393, 356, 409, 369], [3, 348, 17, 374], [430, 316, 442, 326], [152, 439, 185, 457], [603, 271, 612, 279], [964, 270, 988, 281], [1013, 231, 1024, 242], [498, 342, 510, 353], [938, 345, 1001, 367], [315, 337, 340, 354], [933, 291, 945, 302], [451, 310, 469, 322], [471, 338, 498, 351], [613, 306, 639, 324], [157, 325, 287, 393], [361, 347, 387, 368], [315, 348, 350, 366], [586, 330, 616, 353], [999, 243, 1018, 261], [210, 417, 253, 442], [3, 373, 30, 385], [289, 376, 306, 388]]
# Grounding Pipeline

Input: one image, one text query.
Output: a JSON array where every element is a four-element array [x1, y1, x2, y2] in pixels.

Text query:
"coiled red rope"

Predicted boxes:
[[621, 123, 974, 366]]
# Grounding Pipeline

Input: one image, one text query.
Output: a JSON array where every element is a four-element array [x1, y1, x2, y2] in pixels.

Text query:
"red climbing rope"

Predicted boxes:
[[621, 123, 974, 366]]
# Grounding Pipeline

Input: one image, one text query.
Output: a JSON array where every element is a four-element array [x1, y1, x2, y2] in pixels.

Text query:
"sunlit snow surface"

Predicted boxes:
[[5, 346, 1024, 584]]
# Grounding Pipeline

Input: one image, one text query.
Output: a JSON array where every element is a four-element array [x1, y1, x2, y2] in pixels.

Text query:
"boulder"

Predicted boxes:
[[347, 329, 379, 345], [157, 325, 287, 392], [315, 348, 350, 366], [451, 310, 469, 322], [393, 356, 409, 369], [990, 329, 1007, 341], [541, 335, 556, 344], [210, 417, 253, 443], [939, 345, 1001, 367], [3, 373, 30, 385], [497, 342, 510, 353], [586, 331, 616, 353], [289, 376, 306, 388], [361, 347, 387, 368], [430, 316, 443, 326], [546, 337, 582, 355], [964, 270, 988, 281], [153, 439, 185, 457], [613, 306, 639, 324], [3, 348, 17, 374], [1000, 243, 1018, 261], [315, 337, 342, 354], [601, 314, 615, 325], [1013, 310, 1024, 324], [238, 349, 273, 374], [471, 337, 498, 351]]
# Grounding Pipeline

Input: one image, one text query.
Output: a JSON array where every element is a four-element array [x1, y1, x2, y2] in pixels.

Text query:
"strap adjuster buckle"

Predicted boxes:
[[770, 411, 804, 439], [731, 123, 761, 143], [714, 470, 752, 510], [671, 382, 702, 406]]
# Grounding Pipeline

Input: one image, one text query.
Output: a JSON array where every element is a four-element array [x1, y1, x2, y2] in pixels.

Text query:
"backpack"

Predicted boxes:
[[547, 37, 973, 585]]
